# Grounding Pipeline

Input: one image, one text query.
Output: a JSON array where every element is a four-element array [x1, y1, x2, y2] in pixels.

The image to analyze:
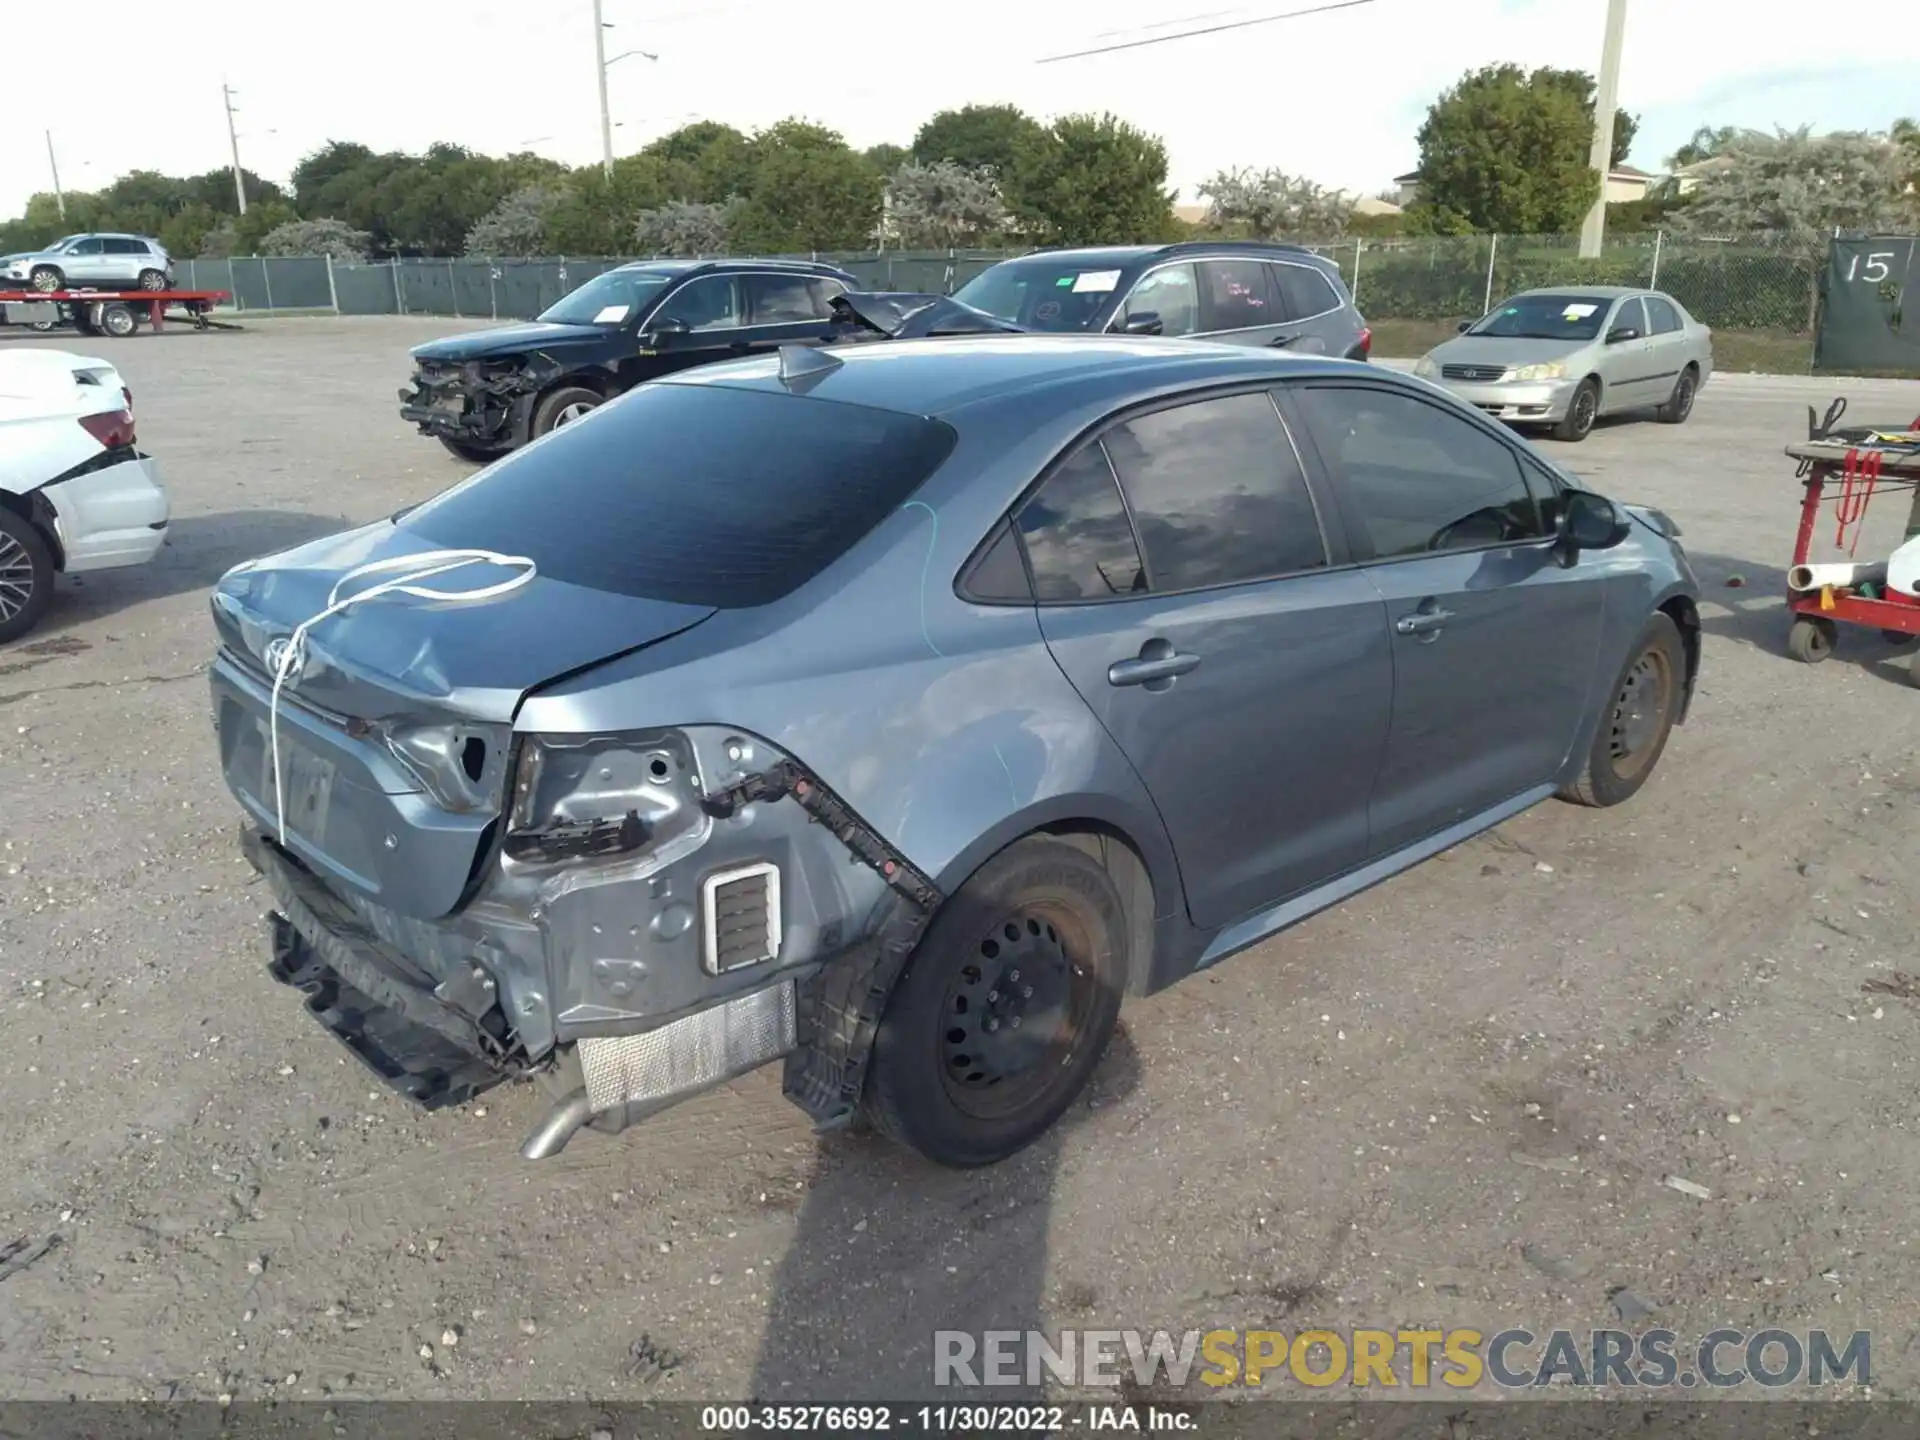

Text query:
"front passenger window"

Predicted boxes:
[[653, 276, 741, 332], [1117, 264, 1197, 337], [1293, 386, 1548, 559]]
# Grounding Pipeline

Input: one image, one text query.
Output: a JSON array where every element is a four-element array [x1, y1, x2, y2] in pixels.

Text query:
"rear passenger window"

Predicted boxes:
[[1292, 385, 1546, 559], [1197, 260, 1277, 332], [1015, 446, 1147, 600], [1644, 296, 1682, 334], [1102, 392, 1326, 589], [1270, 262, 1339, 319], [748, 273, 822, 322]]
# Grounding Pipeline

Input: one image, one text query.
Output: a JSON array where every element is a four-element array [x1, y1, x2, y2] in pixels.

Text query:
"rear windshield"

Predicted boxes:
[[1468, 293, 1615, 342], [951, 260, 1129, 332], [398, 381, 958, 608]]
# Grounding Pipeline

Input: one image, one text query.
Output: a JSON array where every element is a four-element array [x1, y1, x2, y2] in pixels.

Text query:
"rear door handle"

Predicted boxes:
[[1395, 608, 1455, 636], [1108, 652, 1201, 686]]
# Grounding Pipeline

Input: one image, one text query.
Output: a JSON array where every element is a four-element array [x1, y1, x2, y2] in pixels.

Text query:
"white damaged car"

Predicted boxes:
[[0, 348, 169, 641]]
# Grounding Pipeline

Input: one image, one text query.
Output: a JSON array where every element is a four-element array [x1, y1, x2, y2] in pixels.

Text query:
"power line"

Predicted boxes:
[[1037, 0, 1377, 63]]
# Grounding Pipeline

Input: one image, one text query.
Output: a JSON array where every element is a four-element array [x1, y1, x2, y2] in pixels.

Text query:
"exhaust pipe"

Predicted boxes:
[[519, 1088, 595, 1160]]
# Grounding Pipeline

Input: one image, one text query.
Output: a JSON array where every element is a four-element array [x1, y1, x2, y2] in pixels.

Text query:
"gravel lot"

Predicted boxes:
[[2, 317, 1918, 1406]]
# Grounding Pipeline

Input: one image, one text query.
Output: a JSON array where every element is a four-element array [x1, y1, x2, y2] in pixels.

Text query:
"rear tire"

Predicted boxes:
[[531, 385, 602, 438], [1558, 612, 1685, 808], [0, 508, 56, 645], [861, 836, 1126, 1167], [136, 269, 167, 292], [1552, 377, 1600, 442], [1656, 365, 1698, 424], [28, 266, 62, 294], [95, 303, 137, 338]]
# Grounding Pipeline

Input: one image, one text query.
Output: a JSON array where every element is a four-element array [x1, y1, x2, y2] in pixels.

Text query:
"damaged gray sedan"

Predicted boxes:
[[209, 336, 1700, 1166]]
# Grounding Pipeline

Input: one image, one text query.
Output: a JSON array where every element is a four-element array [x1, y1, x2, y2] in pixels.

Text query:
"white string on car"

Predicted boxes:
[[266, 548, 537, 845]]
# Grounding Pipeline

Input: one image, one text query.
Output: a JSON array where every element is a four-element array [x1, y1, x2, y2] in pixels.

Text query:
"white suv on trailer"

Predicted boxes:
[[2, 234, 176, 293]]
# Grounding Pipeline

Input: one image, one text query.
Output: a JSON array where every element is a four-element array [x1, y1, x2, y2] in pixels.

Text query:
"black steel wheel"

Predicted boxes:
[[1786, 614, 1836, 664], [1552, 377, 1600, 443], [0, 508, 55, 645], [1656, 365, 1698, 424], [863, 836, 1126, 1167], [1559, 612, 1686, 808]]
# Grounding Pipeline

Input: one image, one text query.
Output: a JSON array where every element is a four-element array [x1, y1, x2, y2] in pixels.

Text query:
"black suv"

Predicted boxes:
[[399, 258, 858, 460], [946, 241, 1371, 359]]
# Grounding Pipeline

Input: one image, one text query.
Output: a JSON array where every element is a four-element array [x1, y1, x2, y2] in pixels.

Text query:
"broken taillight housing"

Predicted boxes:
[[506, 730, 708, 869], [79, 408, 136, 450], [1356, 326, 1373, 359]]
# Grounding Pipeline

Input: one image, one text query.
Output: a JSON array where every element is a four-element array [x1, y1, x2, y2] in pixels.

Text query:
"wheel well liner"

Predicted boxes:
[[1659, 593, 1702, 721]]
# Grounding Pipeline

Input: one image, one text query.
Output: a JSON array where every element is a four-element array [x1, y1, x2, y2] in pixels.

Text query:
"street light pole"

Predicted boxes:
[[592, 0, 614, 178], [1577, 0, 1628, 259], [223, 81, 249, 215], [44, 130, 66, 223]]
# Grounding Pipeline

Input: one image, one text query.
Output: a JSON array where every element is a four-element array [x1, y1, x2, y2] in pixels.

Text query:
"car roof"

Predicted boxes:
[[609, 257, 851, 278], [988, 240, 1330, 269], [1507, 284, 1650, 299], [661, 334, 1370, 418]]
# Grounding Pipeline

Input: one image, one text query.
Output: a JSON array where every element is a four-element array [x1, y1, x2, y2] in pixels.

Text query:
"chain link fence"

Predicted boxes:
[[173, 231, 1865, 366]]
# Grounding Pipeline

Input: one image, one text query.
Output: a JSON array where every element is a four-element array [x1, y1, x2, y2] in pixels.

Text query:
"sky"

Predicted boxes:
[[3, 0, 1914, 220]]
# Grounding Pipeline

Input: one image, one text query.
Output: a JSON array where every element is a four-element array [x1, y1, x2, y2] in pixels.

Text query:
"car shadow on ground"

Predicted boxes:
[[746, 1023, 1143, 1404], [48, 508, 350, 625], [1689, 550, 1920, 686]]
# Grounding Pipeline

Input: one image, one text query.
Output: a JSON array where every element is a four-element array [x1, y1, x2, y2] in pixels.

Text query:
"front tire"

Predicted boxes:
[[1559, 612, 1685, 808], [28, 266, 63, 294], [0, 509, 56, 645], [862, 836, 1126, 1167], [1552, 377, 1600, 443], [1656, 365, 1698, 424], [437, 436, 503, 464], [531, 385, 602, 438]]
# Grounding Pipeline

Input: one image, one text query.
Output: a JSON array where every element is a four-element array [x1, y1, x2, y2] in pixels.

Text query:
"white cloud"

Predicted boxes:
[[4, 0, 1912, 220]]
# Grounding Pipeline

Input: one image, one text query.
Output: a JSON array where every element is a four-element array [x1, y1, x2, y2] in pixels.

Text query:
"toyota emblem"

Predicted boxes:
[[264, 636, 303, 684]]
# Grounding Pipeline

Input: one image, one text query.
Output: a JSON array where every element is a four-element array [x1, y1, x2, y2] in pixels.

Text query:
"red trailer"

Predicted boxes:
[[1781, 404, 1920, 684], [0, 287, 237, 337]]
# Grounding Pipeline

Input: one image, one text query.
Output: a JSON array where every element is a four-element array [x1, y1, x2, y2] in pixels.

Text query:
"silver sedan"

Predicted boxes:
[[1411, 285, 1714, 443]]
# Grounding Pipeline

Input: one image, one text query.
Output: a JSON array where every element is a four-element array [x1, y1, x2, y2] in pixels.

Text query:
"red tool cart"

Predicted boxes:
[[0, 287, 237, 338], [1781, 398, 1920, 685]]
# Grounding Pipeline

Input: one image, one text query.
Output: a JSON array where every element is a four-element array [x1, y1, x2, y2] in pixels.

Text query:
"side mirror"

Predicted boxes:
[[1605, 325, 1640, 344], [649, 315, 691, 338], [1557, 490, 1631, 552], [1121, 311, 1163, 336], [1456, 319, 1474, 333]]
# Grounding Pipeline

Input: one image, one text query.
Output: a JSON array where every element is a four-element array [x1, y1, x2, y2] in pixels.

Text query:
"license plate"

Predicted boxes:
[[259, 721, 336, 844]]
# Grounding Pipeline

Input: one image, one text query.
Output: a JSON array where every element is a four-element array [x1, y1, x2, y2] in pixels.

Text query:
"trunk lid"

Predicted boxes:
[[209, 519, 715, 920]]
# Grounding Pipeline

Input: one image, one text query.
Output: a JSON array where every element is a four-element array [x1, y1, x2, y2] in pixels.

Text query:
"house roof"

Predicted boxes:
[[1609, 163, 1652, 178], [1392, 170, 1421, 183]]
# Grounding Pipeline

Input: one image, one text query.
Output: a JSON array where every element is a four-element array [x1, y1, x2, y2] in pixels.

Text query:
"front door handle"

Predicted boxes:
[[1395, 608, 1455, 637], [1109, 646, 1201, 688]]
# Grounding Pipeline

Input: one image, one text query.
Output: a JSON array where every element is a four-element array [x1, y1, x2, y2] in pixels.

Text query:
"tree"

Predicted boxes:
[[259, 218, 372, 260], [883, 161, 1009, 247], [1407, 64, 1598, 233], [1667, 124, 1749, 169], [912, 105, 1046, 176], [1196, 167, 1354, 240], [1673, 126, 1919, 236], [641, 122, 754, 202], [231, 200, 300, 255], [1006, 113, 1175, 245], [1531, 67, 1637, 168], [464, 184, 564, 255], [863, 143, 909, 177], [727, 122, 885, 251], [542, 153, 685, 254], [633, 200, 733, 256]]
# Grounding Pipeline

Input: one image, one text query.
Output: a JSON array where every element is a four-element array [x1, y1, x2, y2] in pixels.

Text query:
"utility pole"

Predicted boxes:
[[44, 130, 66, 223], [592, 0, 614, 178], [222, 81, 248, 215], [1577, 0, 1628, 259]]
